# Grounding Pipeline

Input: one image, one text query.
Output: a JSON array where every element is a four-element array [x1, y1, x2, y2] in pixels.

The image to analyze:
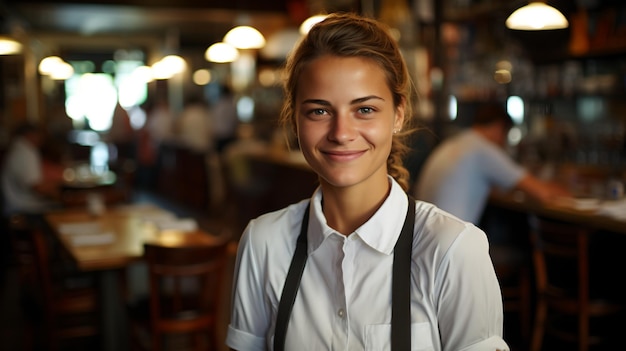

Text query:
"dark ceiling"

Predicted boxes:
[[0, 0, 360, 61], [1, 0, 300, 52], [0, 0, 620, 62]]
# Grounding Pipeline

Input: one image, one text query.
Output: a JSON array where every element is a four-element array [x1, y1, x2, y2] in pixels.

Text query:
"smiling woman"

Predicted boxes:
[[226, 12, 510, 351], [295, 55, 403, 211]]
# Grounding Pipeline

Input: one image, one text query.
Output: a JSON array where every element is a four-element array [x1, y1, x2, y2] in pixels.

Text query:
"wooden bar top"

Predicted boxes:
[[488, 190, 626, 235]]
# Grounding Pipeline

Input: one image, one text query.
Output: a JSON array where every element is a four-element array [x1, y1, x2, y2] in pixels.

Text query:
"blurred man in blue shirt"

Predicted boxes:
[[415, 103, 569, 224]]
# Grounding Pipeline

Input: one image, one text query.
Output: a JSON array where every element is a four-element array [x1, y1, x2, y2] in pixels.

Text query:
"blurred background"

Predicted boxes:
[[0, 1, 625, 350]]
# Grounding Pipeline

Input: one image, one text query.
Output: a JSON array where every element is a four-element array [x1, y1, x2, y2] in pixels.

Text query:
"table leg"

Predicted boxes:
[[99, 269, 129, 351]]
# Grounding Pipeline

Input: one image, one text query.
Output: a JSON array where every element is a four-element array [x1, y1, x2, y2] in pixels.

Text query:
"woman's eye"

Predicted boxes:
[[358, 107, 374, 114], [307, 108, 327, 117]]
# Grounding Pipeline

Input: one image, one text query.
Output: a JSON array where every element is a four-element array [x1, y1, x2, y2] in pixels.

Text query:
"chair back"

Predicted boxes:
[[21, 221, 99, 350], [529, 215, 589, 301], [143, 240, 229, 350], [528, 215, 624, 351], [28, 226, 56, 308]]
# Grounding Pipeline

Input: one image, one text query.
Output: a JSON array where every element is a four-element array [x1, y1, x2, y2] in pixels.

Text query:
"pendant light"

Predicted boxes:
[[506, 2, 569, 30], [223, 26, 266, 50], [205, 42, 240, 63], [0, 37, 21, 55], [299, 14, 328, 35]]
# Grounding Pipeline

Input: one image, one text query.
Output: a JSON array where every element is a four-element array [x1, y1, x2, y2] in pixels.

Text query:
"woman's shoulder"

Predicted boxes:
[[241, 199, 310, 248], [412, 200, 487, 253]]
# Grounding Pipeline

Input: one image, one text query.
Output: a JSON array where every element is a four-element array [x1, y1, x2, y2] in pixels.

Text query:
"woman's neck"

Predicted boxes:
[[319, 178, 391, 235]]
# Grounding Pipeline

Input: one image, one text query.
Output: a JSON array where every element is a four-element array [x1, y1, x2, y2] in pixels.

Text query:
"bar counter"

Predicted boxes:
[[488, 190, 626, 235]]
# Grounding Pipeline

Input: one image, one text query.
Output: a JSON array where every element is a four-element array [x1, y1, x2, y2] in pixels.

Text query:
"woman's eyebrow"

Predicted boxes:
[[301, 99, 331, 106], [351, 95, 384, 104], [302, 95, 385, 106]]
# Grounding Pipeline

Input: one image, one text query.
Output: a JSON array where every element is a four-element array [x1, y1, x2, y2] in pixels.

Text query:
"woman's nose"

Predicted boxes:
[[328, 113, 357, 143]]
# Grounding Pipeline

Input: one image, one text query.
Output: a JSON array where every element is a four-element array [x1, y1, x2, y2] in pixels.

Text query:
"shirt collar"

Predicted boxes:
[[307, 177, 409, 255]]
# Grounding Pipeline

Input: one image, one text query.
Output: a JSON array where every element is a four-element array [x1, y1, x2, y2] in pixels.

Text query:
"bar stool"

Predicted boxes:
[[528, 215, 624, 351]]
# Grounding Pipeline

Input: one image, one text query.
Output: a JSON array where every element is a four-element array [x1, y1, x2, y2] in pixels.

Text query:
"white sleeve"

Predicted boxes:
[[435, 225, 509, 351], [226, 221, 271, 351]]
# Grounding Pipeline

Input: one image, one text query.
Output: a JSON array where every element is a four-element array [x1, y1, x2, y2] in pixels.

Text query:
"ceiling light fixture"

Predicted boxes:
[[49, 61, 74, 80], [205, 42, 240, 63], [0, 37, 22, 55], [151, 55, 186, 80], [38, 56, 75, 80], [299, 14, 328, 35], [39, 56, 64, 75], [506, 2, 569, 30], [223, 26, 266, 49]]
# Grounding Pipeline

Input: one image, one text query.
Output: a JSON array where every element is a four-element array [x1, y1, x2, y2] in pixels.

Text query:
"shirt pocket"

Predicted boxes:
[[365, 322, 434, 351]]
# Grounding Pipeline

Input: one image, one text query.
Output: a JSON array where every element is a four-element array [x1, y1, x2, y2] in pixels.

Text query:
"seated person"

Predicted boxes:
[[1, 122, 63, 216], [414, 103, 570, 224]]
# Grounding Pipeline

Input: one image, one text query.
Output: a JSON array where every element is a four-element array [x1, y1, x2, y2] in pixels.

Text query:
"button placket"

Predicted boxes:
[[331, 234, 348, 349]]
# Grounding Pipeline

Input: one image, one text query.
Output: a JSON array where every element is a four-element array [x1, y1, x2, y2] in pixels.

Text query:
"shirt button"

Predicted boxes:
[[337, 308, 345, 318]]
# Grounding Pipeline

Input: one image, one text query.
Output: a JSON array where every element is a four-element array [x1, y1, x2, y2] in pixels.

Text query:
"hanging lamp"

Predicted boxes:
[[223, 26, 266, 49], [506, 2, 569, 30], [0, 37, 21, 55]]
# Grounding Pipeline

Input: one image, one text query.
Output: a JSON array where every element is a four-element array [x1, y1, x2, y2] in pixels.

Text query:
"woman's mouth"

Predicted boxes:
[[322, 150, 366, 162]]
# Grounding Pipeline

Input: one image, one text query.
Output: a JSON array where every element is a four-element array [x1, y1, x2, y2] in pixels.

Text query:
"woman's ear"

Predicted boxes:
[[393, 98, 406, 132]]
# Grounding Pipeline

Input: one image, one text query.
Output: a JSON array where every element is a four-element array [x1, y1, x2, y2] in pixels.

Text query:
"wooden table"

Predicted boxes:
[[44, 203, 226, 351], [46, 204, 223, 270]]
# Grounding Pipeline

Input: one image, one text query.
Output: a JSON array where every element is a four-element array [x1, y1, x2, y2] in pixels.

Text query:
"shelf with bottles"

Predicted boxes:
[[567, 4, 626, 58], [513, 55, 626, 101], [519, 100, 625, 170]]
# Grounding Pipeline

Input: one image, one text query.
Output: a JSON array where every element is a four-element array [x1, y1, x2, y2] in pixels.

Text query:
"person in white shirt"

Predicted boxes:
[[1, 122, 62, 216], [415, 103, 570, 225], [226, 13, 509, 351], [175, 95, 214, 153]]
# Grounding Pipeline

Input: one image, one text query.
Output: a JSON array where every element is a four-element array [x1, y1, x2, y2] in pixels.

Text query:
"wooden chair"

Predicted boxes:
[[20, 218, 100, 351], [528, 215, 624, 351], [128, 241, 229, 351]]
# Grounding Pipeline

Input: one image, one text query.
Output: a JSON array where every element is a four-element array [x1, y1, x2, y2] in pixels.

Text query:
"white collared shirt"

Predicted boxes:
[[1, 137, 47, 215], [227, 177, 509, 351]]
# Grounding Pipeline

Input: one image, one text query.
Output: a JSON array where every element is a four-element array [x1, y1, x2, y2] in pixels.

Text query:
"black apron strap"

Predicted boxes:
[[274, 203, 310, 351], [392, 196, 415, 351], [274, 196, 415, 350]]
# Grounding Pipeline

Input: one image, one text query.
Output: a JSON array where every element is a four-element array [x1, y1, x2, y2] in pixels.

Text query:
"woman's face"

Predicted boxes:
[[295, 55, 404, 191]]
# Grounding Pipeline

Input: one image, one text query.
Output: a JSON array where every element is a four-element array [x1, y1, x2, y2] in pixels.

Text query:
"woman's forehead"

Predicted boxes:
[[296, 56, 391, 99]]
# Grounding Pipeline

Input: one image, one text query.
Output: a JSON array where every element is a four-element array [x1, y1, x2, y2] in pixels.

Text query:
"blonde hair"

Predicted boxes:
[[280, 12, 414, 191]]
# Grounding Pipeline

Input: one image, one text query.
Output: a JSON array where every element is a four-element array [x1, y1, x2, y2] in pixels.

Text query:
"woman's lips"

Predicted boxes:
[[322, 150, 366, 162]]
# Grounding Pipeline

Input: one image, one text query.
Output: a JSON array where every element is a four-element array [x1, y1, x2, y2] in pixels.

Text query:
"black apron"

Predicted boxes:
[[274, 195, 416, 351]]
